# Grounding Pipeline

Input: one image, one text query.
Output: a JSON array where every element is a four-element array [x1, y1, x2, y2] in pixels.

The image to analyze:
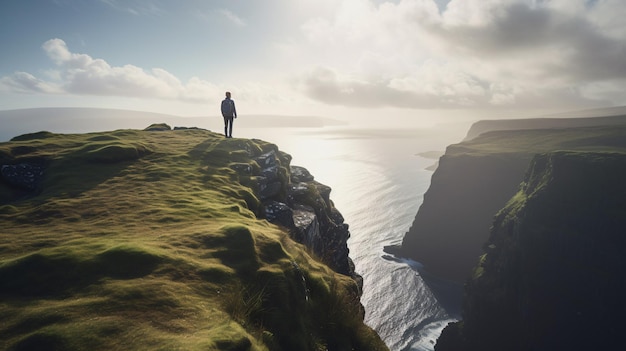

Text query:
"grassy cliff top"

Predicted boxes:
[[463, 113, 626, 141], [448, 125, 626, 157], [0, 126, 387, 351]]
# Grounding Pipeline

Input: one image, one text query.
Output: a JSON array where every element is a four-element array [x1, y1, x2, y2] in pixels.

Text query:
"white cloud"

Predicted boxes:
[[293, 0, 626, 109], [0, 72, 62, 94], [219, 9, 247, 27], [3, 1, 625, 115], [0, 38, 301, 116], [1, 38, 223, 103], [99, 0, 165, 16]]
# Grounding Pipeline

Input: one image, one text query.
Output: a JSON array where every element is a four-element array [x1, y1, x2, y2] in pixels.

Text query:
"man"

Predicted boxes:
[[220, 91, 237, 138]]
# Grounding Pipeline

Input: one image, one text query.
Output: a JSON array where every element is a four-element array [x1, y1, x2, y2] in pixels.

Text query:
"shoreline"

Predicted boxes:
[[383, 245, 463, 318]]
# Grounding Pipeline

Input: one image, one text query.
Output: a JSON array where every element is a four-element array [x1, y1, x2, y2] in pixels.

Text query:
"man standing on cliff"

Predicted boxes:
[[220, 91, 237, 138]]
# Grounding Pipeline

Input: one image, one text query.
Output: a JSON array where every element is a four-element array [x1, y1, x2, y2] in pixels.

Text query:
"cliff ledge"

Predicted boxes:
[[0, 125, 388, 351]]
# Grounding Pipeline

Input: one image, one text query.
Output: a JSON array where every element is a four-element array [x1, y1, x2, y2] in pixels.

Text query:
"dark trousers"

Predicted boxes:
[[223, 116, 234, 137]]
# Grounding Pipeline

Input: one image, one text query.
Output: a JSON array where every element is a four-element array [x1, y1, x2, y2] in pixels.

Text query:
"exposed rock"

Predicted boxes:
[[263, 201, 294, 228], [254, 150, 280, 182], [329, 207, 345, 226], [292, 205, 322, 256], [290, 165, 314, 182], [400, 124, 626, 284], [1, 163, 44, 191], [255, 176, 283, 200], [401, 153, 529, 283], [239, 144, 359, 283], [435, 152, 626, 351]]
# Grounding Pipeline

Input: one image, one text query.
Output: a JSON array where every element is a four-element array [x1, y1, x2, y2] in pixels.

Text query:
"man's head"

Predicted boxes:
[[225, 91, 231, 99]]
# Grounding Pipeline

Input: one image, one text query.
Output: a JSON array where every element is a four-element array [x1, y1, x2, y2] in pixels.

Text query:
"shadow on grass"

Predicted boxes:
[[9, 331, 70, 351], [0, 245, 164, 299], [1, 131, 152, 204]]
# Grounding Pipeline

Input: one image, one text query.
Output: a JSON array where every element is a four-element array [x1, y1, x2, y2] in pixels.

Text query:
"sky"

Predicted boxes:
[[1, 0, 626, 128]]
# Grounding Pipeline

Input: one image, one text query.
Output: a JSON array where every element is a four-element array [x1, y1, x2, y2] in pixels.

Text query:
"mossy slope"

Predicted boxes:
[[0, 126, 388, 351]]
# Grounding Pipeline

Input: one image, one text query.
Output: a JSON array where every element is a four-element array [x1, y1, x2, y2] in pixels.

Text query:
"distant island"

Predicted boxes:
[[0, 124, 387, 351]]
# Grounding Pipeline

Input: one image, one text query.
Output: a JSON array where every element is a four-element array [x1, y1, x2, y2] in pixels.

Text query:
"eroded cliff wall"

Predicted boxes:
[[401, 152, 530, 283], [400, 124, 626, 284], [435, 151, 626, 351]]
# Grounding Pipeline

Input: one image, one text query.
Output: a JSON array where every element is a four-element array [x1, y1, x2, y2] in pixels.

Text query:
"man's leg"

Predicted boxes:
[[223, 117, 229, 137], [228, 117, 234, 137]]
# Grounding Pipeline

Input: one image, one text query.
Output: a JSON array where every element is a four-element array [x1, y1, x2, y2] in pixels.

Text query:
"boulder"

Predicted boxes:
[[263, 201, 294, 228], [1, 163, 44, 191], [254, 150, 280, 182], [290, 166, 314, 182], [255, 176, 282, 200], [244, 149, 357, 283], [292, 205, 322, 256]]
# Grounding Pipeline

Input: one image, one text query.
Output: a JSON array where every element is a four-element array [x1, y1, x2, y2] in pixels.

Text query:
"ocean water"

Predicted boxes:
[[237, 127, 461, 351]]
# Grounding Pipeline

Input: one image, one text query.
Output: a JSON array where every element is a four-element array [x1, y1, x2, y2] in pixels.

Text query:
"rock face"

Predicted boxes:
[[400, 124, 626, 284], [435, 152, 626, 351], [400, 152, 530, 283], [234, 141, 360, 287], [1, 163, 44, 191]]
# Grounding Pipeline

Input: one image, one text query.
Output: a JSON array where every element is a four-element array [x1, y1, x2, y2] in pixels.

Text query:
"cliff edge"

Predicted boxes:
[[435, 151, 626, 350], [0, 125, 388, 351], [463, 113, 626, 141], [400, 124, 626, 284]]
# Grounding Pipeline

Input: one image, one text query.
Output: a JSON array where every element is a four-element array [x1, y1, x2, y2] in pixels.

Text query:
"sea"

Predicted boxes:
[[237, 126, 464, 351]]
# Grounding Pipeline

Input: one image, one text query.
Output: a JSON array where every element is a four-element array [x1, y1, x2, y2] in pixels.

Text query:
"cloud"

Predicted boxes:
[[3, 1, 625, 114], [219, 9, 247, 27], [1, 38, 221, 103], [297, 65, 490, 109], [437, 1, 626, 82], [0, 72, 62, 94], [294, 0, 626, 109], [99, 0, 165, 16], [297, 64, 604, 110], [0, 38, 294, 113]]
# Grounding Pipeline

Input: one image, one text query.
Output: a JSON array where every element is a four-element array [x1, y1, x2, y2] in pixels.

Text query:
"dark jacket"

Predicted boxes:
[[221, 98, 237, 118]]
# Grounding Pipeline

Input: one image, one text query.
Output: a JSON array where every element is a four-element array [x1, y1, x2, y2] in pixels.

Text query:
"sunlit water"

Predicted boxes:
[[238, 127, 460, 351]]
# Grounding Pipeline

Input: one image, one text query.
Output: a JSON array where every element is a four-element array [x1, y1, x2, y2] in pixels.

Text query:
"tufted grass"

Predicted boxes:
[[0, 126, 388, 351]]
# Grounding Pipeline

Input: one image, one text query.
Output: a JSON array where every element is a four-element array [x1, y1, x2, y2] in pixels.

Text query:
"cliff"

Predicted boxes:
[[435, 151, 626, 350], [399, 124, 626, 284], [0, 125, 388, 351], [463, 114, 626, 141]]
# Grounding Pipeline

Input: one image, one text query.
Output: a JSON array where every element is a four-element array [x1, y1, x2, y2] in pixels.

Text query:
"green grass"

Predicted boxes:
[[447, 125, 626, 157], [0, 127, 388, 351]]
